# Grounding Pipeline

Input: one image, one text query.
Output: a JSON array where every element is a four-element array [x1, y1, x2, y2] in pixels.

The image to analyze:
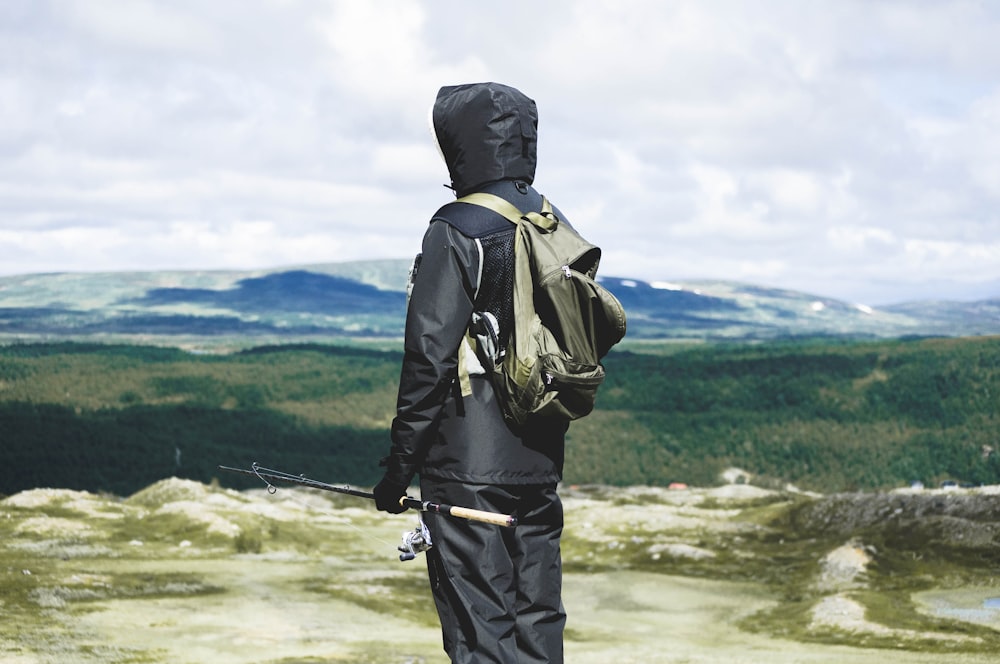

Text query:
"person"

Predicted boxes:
[[373, 82, 570, 664]]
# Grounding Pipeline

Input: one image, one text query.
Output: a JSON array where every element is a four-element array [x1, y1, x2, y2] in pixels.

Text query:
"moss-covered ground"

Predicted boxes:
[[2, 479, 999, 663]]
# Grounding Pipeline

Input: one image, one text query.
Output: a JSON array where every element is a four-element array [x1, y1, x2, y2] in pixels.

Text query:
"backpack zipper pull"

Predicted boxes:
[[562, 265, 572, 278]]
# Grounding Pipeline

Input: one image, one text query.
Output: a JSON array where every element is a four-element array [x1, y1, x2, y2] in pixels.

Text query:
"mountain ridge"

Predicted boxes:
[[1, 259, 998, 343]]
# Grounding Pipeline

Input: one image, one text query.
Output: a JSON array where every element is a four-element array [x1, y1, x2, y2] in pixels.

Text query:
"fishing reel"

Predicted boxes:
[[398, 519, 432, 561]]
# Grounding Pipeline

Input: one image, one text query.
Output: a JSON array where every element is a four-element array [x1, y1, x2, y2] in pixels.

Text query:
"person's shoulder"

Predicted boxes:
[[488, 180, 571, 224], [430, 180, 572, 237], [431, 199, 512, 239]]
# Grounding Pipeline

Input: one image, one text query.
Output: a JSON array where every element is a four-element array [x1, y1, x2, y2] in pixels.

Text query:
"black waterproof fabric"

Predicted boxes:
[[433, 179, 570, 370], [385, 88, 567, 488], [421, 478, 565, 664], [384, 198, 567, 486], [382, 82, 569, 664], [433, 83, 538, 197]]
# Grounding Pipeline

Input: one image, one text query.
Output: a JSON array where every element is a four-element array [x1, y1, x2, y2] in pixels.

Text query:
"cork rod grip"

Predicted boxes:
[[448, 505, 518, 528]]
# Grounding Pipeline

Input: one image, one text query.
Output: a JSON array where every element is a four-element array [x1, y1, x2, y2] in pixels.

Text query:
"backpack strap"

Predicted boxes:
[[450, 192, 550, 403], [456, 193, 558, 232], [456, 332, 475, 398]]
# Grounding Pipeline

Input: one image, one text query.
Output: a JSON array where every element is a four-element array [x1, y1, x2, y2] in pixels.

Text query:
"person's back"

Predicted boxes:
[[374, 82, 568, 663]]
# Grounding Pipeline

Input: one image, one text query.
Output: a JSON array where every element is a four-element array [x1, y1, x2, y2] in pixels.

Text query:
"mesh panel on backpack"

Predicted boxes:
[[476, 229, 516, 350]]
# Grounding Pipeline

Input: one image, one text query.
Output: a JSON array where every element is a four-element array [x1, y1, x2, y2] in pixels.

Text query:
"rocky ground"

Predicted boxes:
[[2, 479, 999, 663]]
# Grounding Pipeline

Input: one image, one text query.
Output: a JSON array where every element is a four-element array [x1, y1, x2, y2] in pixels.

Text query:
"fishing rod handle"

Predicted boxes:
[[449, 504, 518, 528], [400, 497, 518, 528]]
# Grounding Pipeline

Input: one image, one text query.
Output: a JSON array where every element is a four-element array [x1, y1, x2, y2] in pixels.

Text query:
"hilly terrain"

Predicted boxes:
[[2, 260, 999, 345], [2, 337, 998, 497], [3, 264, 999, 661]]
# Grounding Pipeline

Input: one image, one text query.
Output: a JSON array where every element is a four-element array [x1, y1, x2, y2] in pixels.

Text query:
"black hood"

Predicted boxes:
[[432, 82, 538, 197]]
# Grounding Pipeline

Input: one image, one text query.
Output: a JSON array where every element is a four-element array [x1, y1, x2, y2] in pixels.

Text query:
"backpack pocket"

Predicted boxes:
[[498, 315, 606, 428], [537, 266, 627, 362], [534, 353, 606, 421]]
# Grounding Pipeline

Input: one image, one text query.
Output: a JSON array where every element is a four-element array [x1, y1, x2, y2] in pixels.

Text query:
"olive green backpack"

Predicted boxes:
[[456, 192, 627, 430]]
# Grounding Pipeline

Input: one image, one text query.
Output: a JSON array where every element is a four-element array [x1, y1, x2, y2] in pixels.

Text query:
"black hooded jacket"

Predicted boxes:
[[383, 83, 567, 487]]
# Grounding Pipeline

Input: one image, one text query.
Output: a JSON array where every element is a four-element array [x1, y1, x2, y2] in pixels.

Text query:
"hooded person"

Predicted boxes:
[[373, 82, 569, 663]]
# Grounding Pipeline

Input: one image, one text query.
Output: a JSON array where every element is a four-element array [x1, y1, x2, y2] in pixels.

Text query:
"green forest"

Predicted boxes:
[[1, 337, 998, 496]]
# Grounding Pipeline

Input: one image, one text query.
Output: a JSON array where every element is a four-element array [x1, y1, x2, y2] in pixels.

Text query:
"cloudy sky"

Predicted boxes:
[[3, 0, 999, 305]]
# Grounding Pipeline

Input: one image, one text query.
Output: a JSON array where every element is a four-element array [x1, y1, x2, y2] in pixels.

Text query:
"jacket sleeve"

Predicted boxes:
[[383, 220, 479, 485]]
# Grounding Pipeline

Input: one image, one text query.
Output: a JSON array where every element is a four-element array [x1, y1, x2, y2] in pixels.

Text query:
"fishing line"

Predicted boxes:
[[220, 463, 516, 561], [249, 465, 399, 554]]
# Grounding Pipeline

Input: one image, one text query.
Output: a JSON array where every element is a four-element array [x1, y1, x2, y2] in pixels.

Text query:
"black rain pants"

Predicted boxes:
[[419, 479, 566, 663]]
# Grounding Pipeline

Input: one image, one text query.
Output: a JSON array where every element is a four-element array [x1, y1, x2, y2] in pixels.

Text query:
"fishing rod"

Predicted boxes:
[[218, 463, 517, 560]]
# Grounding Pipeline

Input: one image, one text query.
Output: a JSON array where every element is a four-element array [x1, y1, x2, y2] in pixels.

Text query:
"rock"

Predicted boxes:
[[788, 492, 1000, 549]]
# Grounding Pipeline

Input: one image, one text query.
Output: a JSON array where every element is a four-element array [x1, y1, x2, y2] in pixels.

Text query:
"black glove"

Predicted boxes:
[[373, 475, 410, 514]]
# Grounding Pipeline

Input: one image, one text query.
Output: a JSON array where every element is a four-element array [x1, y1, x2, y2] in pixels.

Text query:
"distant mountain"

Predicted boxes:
[[1, 260, 998, 344]]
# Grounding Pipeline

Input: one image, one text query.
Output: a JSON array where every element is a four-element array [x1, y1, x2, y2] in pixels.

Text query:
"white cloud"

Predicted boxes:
[[827, 226, 898, 253], [666, 163, 790, 241], [757, 169, 824, 214], [902, 239, 1000, 275], [370, 143, 443, 185], [3, 0, 1000, 306], [317, 1, 487, 115], [62, 0, 216, 54]]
